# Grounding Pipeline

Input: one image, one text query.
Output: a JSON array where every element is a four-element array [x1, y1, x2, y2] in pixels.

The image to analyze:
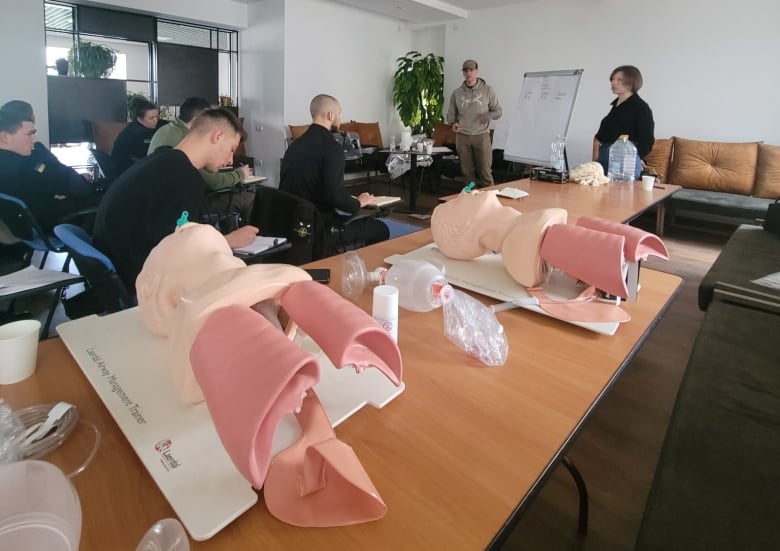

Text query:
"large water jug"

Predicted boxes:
[[607, 135, 637, 182]]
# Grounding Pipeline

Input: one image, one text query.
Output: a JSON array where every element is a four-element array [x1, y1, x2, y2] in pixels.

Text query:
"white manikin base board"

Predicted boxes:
[[57, 307, 404, 541], [385, 243, 620, 335]]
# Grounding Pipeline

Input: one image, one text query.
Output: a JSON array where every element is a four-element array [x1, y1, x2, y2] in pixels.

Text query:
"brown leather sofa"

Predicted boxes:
[[644, 137, 780, 228]]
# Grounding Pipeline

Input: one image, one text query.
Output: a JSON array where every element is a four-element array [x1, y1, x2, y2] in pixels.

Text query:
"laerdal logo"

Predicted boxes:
[[155, 439, 181, 471]]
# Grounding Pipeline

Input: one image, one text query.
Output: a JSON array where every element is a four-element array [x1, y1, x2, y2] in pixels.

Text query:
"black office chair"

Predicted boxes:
[[89, 147, 120, 182], [249, 185, 330, 265], [53, 224, 135, 318]]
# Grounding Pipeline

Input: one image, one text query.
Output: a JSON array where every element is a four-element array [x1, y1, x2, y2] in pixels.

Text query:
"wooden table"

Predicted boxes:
[[440, 179, 680, 234], [0, 229, 682, 550]]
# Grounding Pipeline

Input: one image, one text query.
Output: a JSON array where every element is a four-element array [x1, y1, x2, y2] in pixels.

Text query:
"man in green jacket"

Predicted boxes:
[[149, 96, 255, 224]]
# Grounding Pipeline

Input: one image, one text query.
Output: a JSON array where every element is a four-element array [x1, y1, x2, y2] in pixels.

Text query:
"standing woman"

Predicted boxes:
[[593, 65, 654, 179]]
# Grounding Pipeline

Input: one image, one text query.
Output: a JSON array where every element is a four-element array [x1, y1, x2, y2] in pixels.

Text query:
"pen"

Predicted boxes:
[[653, 185, 665, 189]]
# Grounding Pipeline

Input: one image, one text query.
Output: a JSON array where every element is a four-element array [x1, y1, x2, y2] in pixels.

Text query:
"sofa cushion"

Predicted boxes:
[[667, 137, 759, 195], [288, 124, 310, 140], [642, 138, 673, 183], [432, 121, 456, 147], [339, 121, 359, 135], [90, 120, 126, 154], [697, 223, 780, 310], [635, 297, 780, 551], [352, 121, 383, 148], [668, 189, 774, 226], [755, 143, 780, 199]]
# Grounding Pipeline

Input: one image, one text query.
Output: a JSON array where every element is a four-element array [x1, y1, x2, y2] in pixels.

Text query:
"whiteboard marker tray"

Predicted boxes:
[[57, 308, 404, 540], [385, 243, 619, 336]]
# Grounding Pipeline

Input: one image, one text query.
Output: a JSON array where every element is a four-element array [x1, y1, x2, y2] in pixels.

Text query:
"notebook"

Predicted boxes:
[[243, 175, 267, 184], [233, 236, 287, 255], [369, 196, 402, 208], [495, 187, 529, 200]]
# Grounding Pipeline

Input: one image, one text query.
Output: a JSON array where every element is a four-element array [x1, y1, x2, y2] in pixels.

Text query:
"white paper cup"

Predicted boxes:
[[425, 142, 433, 154], [0, 320, 41, 385], [640, 175, 655, 190]]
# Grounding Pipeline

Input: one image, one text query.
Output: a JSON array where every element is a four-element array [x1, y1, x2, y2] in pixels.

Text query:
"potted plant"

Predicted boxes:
[[392, 51, 444, 137], [55, 58, 69, 76], [68, 41, 117, 79]]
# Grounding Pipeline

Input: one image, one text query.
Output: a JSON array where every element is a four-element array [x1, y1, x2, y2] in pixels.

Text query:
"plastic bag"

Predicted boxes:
[[0, 399, 24, 464], [442, 289, 508, 366]]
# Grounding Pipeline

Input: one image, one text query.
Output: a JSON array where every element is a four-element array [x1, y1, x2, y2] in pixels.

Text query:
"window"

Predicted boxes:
[[44, 1, 239, 115]]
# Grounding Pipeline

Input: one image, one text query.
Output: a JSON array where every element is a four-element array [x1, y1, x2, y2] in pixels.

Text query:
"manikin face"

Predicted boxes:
[[610, 72, 632, 97], [0, 121, 37, 156], [463, 67, 479, 87], [138, 109, 160, 129]]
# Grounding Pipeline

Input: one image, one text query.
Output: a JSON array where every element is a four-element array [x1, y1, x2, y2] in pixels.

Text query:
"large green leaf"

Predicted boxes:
[[392, 51, 444, 136]]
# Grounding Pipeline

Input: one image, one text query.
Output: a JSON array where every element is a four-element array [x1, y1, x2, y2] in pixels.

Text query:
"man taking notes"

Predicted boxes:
[[280, 94, 389, 251], [148, 96, 256, 224], [446, 59, 502, 187], [94, 108, 258, 292]]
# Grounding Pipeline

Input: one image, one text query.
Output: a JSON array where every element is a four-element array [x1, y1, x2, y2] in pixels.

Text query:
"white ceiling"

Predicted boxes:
[[231, 0, 529, 25]]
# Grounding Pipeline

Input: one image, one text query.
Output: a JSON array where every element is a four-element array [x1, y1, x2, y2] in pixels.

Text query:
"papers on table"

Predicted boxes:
[[232, 236, 286, 255], [495, 187, 529, 200], [369, 196, 402, 208], [431, 146, 452, 154], [0, 266, 83, 297]]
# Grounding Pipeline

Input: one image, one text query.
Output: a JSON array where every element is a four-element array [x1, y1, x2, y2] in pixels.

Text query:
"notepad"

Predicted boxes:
[[495, 187, 529, 200], [369, 196, 402, 208], [233, 236, 286, 255], [243, 175, 267, 184]]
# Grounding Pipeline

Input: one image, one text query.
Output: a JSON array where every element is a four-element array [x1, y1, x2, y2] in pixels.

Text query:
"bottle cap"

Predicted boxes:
[[372, 285, 398, 320]]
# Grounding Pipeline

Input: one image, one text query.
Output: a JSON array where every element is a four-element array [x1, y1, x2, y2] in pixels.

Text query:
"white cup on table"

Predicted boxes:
[[640, 175, 655, 190], [0, 319, 41, 384]]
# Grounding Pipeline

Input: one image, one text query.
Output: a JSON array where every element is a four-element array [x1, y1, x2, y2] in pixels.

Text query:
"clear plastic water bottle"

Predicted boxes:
[[389, 135, 396, 151], [608, 135, 637, 182], [381, 260, 454, 312]]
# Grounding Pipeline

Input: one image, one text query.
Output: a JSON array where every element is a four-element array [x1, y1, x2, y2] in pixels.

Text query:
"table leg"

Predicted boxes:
[[393, 154, 426, 215]]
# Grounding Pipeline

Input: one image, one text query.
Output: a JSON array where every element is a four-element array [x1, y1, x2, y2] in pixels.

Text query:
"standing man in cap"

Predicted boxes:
[[446, 59, 502, 186]]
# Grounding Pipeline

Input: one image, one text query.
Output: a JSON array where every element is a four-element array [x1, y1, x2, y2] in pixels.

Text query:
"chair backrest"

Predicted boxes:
[[90, 121, 126, 155], [53, 223, 133, 315], [249, 185, 331, 265], [89, 148, 119, 182], [53, 224, 114, 271], [0, 192, 64, 253]]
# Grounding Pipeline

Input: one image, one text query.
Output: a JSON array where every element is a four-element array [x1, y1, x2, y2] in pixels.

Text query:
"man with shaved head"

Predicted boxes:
[[280, 94, 388, 252]]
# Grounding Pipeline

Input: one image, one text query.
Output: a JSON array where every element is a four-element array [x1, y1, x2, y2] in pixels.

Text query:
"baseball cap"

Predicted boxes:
[[462, 59, 478, 71]]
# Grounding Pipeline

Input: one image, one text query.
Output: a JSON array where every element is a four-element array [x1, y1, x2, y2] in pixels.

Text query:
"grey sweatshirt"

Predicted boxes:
[[446, 77, 502, 135]]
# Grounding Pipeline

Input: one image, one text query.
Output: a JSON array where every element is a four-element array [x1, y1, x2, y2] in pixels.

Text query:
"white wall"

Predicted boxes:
[[283, 0, 414, 145], [444, 0, 780, 168], [1, 0, 50, 143], [241, 0, 286, 187]]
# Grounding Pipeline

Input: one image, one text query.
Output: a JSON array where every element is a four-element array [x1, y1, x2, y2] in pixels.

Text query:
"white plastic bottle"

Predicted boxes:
[[372, 285, 398, 341], [608, 135, 637, 182]]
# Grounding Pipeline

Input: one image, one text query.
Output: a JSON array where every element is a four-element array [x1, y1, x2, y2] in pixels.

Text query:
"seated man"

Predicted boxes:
[[111, 98, 166, 175], [148, 96, 255, 224], [94, 108, 258, 293], [0, 100, 99, 231], [279, 94, 388, 252]]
